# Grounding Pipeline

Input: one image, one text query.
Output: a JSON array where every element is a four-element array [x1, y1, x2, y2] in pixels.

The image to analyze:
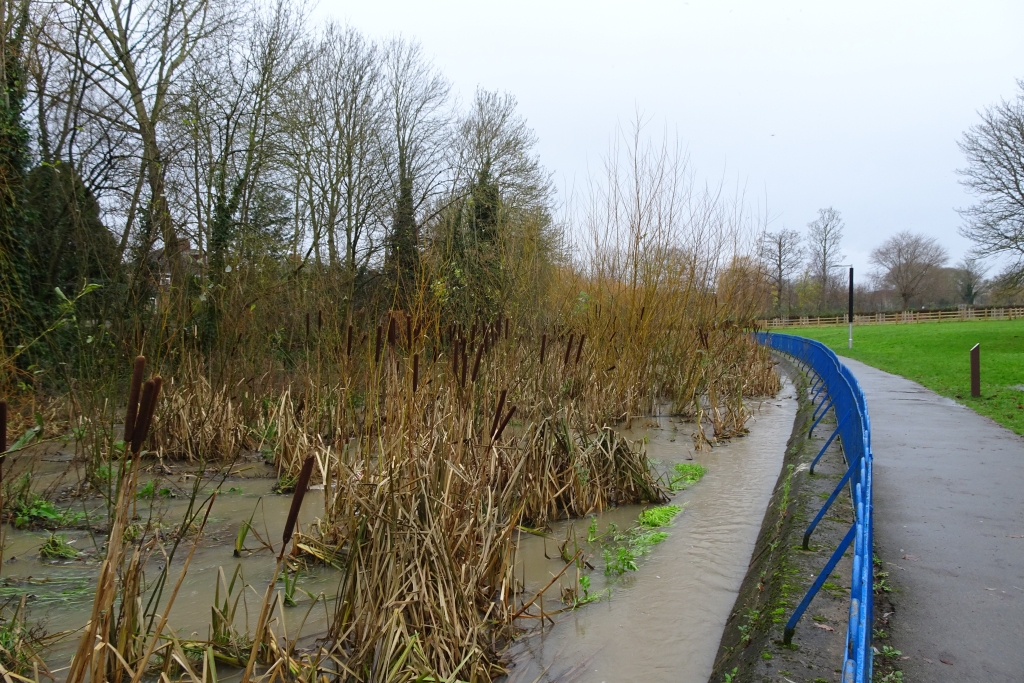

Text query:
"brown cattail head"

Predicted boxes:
[[460, 343, 468, 388], [375, 325, 383, 363], [387, 316, 397, 347], [494, 405, 517, 442], [131, 377, 162, 455], [346, 324, 353, 357], [563, 333, 574, 367], [282, 455, 316, 550], [318, 310, 322, 332], [471, 343, 484, 383], [540, 334, 547, 364], [124, 355, 146, 445], [0, 399, 7, 455], [413, 353, 420, 394], [305, 312, 310, 339], [0, 399, 6, 483], [575, 334, 586, 365], [406, 314, 412, 348], [489, 389, 507, 441]]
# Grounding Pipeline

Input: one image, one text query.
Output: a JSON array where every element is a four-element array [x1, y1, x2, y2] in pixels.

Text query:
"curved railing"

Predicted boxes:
[[755, 332, 873, 683]]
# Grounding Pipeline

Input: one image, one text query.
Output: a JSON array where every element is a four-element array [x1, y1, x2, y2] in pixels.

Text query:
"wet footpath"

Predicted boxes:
[[841, 358, 1024, 683]]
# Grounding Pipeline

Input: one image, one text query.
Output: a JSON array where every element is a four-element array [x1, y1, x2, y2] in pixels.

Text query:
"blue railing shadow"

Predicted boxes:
[[755, 332, 873, 683]]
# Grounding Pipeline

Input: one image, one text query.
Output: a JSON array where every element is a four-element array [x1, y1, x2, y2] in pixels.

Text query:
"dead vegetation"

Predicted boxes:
[[0, 130, 781, 682]]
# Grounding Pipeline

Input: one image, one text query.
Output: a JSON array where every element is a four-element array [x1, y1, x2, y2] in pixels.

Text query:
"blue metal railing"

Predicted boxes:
[[755, 332, 873, 683]]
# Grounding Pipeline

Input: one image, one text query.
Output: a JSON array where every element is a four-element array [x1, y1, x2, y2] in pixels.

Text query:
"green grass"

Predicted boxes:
[[786, 320, 1024, 435]]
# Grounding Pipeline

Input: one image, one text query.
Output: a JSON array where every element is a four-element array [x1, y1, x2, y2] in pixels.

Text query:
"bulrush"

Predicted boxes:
[[493, 405, 516, 442], [470, 342, 484, 383], [489, 389, 507, 442], [563, 333, 574, 367], [0, 399, 6, 486], [282, 455, 315, 555], [575, 334, 586, 365], [123, 355, 146, 445], [413, 353, 420, 394], [460, 343, 468, 388], [130, 377, 162, 456]]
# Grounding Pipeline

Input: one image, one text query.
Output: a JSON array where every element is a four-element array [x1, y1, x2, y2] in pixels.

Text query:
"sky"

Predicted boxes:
[[315, 0, 1024, 278]]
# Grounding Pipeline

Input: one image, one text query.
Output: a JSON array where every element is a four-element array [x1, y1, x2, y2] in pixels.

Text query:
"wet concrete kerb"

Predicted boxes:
[[709, 355, 859, 683]]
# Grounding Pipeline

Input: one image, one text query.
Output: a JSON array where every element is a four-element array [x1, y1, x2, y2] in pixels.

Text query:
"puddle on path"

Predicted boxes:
[[503, 381, 796, 683]]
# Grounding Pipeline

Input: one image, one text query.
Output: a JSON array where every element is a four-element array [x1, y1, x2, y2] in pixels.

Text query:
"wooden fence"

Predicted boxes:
[[759, 306, 1024, 329]]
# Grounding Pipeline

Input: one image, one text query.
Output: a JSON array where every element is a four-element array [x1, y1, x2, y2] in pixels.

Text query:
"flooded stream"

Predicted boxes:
[[504, 379, 795, 683], [1, 459, 333, 673], [0, 380, 794, 681]]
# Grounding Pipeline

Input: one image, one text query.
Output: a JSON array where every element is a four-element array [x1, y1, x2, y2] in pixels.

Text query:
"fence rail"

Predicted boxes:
[[760, 306, 1024, 329], [755, 332, 873, 683]]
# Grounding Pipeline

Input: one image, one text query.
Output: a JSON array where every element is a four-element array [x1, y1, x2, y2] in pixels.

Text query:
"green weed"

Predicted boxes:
[[39, 534, 79, 560], [136, 480, 156, 499], [877, 645, 901, 659], [668, 463, 707, 491], [638, 504, 682, 527]]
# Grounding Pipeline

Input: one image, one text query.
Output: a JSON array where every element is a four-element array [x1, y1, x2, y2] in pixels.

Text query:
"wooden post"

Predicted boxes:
[[970, 343, 981, 398]]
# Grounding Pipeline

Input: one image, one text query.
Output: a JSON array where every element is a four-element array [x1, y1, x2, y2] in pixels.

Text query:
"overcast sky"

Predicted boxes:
[[316, 0, 1024, 278]]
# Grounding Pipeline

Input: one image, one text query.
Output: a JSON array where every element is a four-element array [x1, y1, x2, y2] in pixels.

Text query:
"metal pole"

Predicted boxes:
[[848, 266, 854, 350], [970, 343, 981, 397]]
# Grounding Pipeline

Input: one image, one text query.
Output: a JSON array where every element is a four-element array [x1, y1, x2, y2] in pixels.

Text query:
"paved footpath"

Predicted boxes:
[[840, 357, 1024, 682]]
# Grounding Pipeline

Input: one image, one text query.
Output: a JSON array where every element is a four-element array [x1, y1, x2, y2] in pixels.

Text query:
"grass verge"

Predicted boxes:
[[784, 320, 1024, 434]]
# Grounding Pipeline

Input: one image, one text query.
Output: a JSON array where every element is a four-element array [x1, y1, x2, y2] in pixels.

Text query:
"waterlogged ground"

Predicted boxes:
[[503, 380, 796, 683], [0, 453, 333, 674], [0, 382, 794, 681]]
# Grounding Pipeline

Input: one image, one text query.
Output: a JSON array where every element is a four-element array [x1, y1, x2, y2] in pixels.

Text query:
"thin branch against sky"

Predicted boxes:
[[316, 0, 1024, 273]]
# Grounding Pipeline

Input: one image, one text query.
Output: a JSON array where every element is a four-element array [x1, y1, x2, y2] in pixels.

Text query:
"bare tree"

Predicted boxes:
[[758, 227, 803, 317], [57, 0, 224, 276], [432, 88, 556, 317], [381, 38, 452, 297], [287, 22, 387, 290], [958, 80, 1024, 287], [869, 231, 948, 310], [805, 207, 845, 313], [173, 0, 307, 268], [953, 256, 988, 305]]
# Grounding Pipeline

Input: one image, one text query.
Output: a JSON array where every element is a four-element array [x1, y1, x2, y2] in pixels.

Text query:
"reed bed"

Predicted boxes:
[[0, 132, 783, 682]]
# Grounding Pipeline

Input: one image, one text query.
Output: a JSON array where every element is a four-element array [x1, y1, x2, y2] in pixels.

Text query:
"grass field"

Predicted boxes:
[[782, 320, 1024, 435]]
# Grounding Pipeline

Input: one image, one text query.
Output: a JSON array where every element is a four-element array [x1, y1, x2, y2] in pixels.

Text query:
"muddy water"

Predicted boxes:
[[504, 381, 796, 683], [2, 382, 794, 679], [1, 465, 336, 671]]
